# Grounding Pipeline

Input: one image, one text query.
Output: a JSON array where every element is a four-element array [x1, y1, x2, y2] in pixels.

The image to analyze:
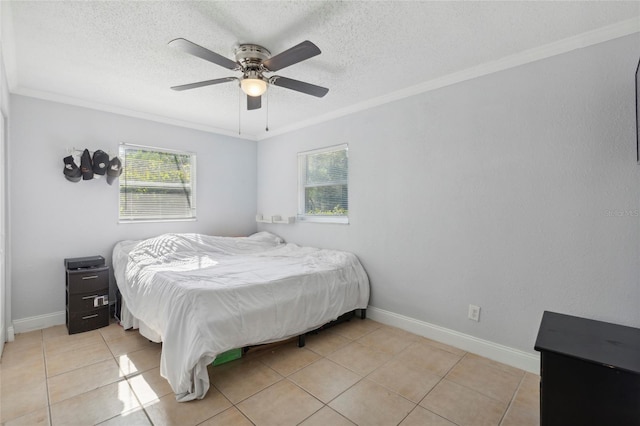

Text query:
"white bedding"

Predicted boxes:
[[112, 232, 369, 401]]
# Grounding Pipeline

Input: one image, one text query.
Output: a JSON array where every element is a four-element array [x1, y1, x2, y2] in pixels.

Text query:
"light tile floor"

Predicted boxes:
[[0, 319, 539, 425]]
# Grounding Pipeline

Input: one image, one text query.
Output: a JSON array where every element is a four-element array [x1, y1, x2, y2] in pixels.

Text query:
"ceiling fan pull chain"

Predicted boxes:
[[238, 85, 242, 135], [265, 91, 269, 132]]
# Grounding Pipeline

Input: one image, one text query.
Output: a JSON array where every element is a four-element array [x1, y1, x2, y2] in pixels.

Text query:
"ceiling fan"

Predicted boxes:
[[169, 38, 329, 110]]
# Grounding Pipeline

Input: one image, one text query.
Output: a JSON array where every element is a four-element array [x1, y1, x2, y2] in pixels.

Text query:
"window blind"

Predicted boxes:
[[119, 144, 196, 221], [299, 144, 348, 218]]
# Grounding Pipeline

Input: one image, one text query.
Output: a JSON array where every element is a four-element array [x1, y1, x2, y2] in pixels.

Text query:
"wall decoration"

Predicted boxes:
[[63, 148, 123, 184]]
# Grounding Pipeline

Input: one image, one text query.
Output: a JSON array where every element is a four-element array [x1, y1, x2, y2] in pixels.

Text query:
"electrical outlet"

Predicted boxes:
[[468, 304, 481, 322]]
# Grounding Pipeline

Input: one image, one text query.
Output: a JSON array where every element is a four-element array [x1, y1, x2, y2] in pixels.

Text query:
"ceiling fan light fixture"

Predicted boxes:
[[241, 77, 267, 97]]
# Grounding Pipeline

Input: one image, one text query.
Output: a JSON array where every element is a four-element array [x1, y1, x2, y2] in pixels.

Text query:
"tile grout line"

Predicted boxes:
[[225, 374, 284, 423], [442, 352, 526, 407], [45, 324, 153, 425], [42, 330, 54, 426], [100, 324, 157, 426], [302, 332, 376, 410], [282, 376, 327, 426], [46, 331, 118, 392], [276, 346, 363, 417], [497, 370, 527, 426], [218, 361, 285, 406], [396, 405, 417, 426], [225, 326, 378, 425], [295, 325, 462, 425], [334, 330, 465, 425], [320, 337, 427, 424], [410, 348, 468, 425], [425, 348, 467, 395], [32, 319, 533, 426], [0, 330, 47, 425]]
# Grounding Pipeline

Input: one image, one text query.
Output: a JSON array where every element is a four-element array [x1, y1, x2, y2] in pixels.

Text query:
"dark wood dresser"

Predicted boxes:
[[534, 311, 640, 425], [65, 262, 110, 334]]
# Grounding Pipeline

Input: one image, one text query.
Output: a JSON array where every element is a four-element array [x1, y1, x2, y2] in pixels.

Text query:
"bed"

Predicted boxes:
[[112, 231, 370, 401]]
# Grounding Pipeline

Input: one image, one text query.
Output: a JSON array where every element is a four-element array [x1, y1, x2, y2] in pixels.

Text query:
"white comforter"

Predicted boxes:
[[112, 232, 369, 401]]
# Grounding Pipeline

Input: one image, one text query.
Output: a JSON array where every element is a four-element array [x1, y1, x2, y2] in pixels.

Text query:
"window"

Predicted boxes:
[[298, 144, 348, 224], [119, 143, 196, 222]]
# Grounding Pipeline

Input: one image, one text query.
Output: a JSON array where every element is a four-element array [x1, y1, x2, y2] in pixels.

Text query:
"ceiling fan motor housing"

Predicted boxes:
[[235, 44, 271, 70]]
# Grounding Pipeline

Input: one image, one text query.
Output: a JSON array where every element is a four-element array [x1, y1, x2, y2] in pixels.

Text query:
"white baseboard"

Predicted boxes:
[[367, 306, 540, 374], [12, 311, 65, 334], [7, 325, 14, 342], [9, 307, 540, 373]]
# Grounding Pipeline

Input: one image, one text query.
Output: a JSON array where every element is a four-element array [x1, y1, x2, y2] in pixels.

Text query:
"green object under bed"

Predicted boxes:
[[212, 348, 242, 366]]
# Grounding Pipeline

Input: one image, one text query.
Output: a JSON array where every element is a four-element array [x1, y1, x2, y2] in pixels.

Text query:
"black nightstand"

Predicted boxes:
[[65, 259, 110, 334]]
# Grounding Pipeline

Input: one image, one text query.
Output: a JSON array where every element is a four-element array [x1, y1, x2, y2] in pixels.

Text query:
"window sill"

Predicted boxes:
[[296, 215, 349, 224], [118, 218, 197, 224]]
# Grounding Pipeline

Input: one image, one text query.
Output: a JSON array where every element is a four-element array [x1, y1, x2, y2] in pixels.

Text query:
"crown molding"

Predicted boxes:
[[12, 86, 256, 141], [3, 11, 638, 142], [2, 0, 255, 140], [256, 17, 640, 141]]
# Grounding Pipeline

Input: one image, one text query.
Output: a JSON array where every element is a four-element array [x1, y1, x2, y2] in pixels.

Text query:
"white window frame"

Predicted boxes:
[[297, 144, 349, 224], [118, 143, 196, 223]]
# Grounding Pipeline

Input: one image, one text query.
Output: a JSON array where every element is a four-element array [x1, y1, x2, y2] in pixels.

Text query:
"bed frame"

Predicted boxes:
[[297, 308, 367, 348], [239, 308, 367, 356]]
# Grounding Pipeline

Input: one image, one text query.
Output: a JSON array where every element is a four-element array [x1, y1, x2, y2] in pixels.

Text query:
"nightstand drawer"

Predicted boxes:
[[68, 291, 109, 312], [67, 307, 109, 334], [66, 266, 109, 294]]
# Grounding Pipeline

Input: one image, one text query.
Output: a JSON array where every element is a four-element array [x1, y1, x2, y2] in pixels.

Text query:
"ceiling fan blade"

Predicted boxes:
[[270, 76, 329, 98], [171, 77, 237, 91], [247, 95, 262, 110], [262, 40, 321, 72], [169, 38, 239, 70]]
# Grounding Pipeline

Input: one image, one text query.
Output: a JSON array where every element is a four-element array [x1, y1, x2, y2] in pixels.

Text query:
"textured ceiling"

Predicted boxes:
[[3, 1, 640, 139]]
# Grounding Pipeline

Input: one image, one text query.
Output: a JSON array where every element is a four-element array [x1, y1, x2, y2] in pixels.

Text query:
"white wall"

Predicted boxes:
[[257, 34, 640, 354], [9, 95, 257, 321]]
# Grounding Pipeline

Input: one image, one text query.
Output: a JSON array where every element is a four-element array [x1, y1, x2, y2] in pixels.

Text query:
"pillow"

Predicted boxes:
[[247, 232, 284, 245]]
